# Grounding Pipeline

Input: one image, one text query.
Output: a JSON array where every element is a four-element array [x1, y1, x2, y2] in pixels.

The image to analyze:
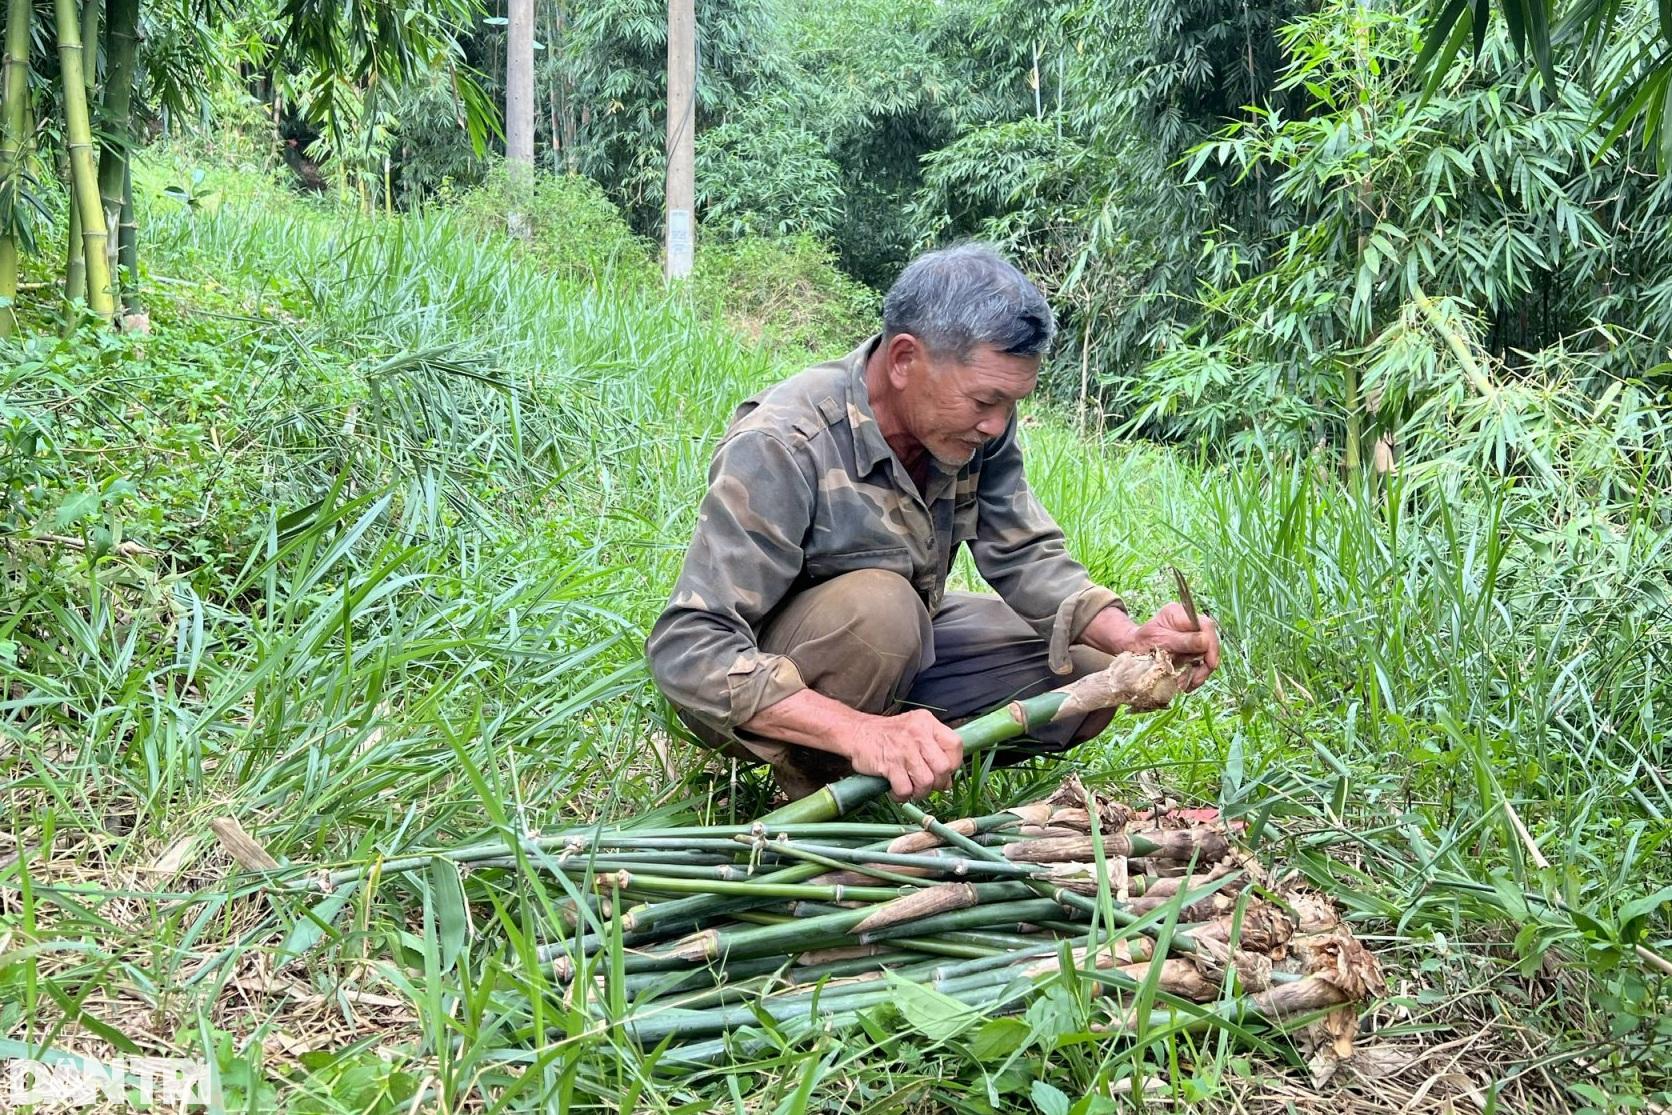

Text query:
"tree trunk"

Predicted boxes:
[[96, 0, 138, 303], [80, 0, 99, 95], [65, 201, 84, 302], [0, 0, 30, 335], [506, 0, 534, 166], [118, 159, 138, 313], [54, 0, 113, 317], [505, 0, 534, 236], [664, 0, 695, 279], [556, 4, 577, 171]]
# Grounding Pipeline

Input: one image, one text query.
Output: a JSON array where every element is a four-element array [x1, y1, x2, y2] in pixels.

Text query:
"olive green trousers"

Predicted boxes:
[[677, 568, 1117, 797]]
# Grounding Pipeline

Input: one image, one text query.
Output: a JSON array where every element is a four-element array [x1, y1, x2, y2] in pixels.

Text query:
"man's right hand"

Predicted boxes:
[[838, 709, 964, 801]]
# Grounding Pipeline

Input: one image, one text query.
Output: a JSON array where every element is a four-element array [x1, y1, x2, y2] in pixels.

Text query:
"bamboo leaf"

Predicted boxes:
[[1416, 0, 1472, 81], [1423, 12, 1476, 100], [429, 856, 471, 973], [884, 971, 983, 1041], [278, 881, 361, 964]]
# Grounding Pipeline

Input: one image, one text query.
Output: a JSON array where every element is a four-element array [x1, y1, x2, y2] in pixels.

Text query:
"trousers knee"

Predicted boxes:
[[830, 570, 929, 654], [762, 570, 931, 713]]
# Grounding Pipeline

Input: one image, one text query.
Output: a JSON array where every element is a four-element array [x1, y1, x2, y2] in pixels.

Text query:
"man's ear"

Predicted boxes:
[[886, 333, 924, 390]]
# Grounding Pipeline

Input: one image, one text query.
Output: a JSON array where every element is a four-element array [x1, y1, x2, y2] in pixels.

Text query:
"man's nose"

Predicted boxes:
[[975, 411, 1009, 437]]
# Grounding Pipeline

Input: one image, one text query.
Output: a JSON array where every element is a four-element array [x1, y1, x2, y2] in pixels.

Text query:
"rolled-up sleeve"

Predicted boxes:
[[968, 416, 1123, 674], [646, 430, 813, 733]]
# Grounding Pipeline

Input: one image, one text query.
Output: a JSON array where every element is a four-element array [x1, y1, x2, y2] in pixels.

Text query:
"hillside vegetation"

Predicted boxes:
[[1, 149, 1669, 1110]]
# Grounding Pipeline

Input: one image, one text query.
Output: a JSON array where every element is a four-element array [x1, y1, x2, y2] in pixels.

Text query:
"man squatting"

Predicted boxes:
[[646, 245, 1222, 802]]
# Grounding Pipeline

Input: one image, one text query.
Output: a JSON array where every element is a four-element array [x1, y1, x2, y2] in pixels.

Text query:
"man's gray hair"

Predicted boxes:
[[882, 244, 1057, 361]]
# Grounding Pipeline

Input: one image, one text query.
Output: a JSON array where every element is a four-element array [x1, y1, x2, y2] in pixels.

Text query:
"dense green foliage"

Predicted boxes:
[[5, 0, 1672, 1105], [318, 0, 1669, 477], [2, 144, 1669, 1110]]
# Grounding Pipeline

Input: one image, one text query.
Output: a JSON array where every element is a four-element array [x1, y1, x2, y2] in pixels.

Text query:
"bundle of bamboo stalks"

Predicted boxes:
[[320, 653, 1381, 1066], [492, 777, 1381, 1064]]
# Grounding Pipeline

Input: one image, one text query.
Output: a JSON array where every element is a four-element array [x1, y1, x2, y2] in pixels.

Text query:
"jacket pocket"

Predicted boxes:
[[804, 545, 914, 581]]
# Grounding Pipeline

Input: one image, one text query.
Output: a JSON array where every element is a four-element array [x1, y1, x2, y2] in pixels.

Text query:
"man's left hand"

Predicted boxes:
[[1083, 603, 1221, 691]]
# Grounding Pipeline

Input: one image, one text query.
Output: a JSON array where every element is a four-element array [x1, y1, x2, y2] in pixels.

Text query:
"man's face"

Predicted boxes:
[[901, 342, 1041, 467]]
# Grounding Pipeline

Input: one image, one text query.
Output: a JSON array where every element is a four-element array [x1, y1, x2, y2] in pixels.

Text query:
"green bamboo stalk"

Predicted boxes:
[[858, 898, 1072, 943], [760, 846, 932, 888], [624, 880, 1054, 972], [80, 0, 98, 93], [634, 923, 1288, 1056], [648, 937, 1141, 1063], [52, 0, 113, 316], [901, 803, 1102, 917], [617, 806, 1032, 935], [760, 650, 1182, 826], [616, 965, 1029, 1046], [784, 950, 933, 983], [617, 954, 794, 997], [627, 906, 874, 969], [613, 872, 903, 904], [318, 824, 911, 887], [740, 838, 965, 886], [758, 694, 1047, 826], [766, 841, 1046, 878], [63, 0, 97, 310], [0, 0, 29, 334], [473, 856, 748, 881]]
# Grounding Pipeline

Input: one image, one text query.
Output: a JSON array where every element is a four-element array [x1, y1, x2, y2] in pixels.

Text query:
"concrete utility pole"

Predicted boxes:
[[665, 0, 695, 279], [506, 0, 536, 169]]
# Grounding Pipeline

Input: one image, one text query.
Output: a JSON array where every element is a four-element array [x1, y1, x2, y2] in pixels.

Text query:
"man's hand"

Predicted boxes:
[[839, 709, 964, 801], [742, 690, 965, 801], [1083, 602, 1221, 691]]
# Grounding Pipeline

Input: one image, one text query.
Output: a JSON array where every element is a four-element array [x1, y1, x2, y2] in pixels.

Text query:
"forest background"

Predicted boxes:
[[2, 0, 1671, 1109]]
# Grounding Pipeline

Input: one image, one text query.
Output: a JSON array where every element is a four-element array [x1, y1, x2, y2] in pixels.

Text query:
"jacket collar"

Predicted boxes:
[[843, 334, 896, 476]]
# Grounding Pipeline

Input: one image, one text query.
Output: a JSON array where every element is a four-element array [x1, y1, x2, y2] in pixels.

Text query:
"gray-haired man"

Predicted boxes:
[[647, 245, 1220, 801]]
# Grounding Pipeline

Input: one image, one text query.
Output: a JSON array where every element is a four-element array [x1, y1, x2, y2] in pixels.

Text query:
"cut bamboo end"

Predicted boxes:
[[851, 883, 979, 936], [664, 928, 721, 963], [1191, 904, 1295, 955], [1053, 652, 1183, 721]]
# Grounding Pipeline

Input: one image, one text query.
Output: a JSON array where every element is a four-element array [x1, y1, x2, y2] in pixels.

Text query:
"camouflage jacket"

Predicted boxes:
[[646, 335, 1122, 735]]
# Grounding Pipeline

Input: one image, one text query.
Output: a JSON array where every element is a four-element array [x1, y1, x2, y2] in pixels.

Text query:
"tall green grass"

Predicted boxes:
[[0, 151, 1666, 1110]]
